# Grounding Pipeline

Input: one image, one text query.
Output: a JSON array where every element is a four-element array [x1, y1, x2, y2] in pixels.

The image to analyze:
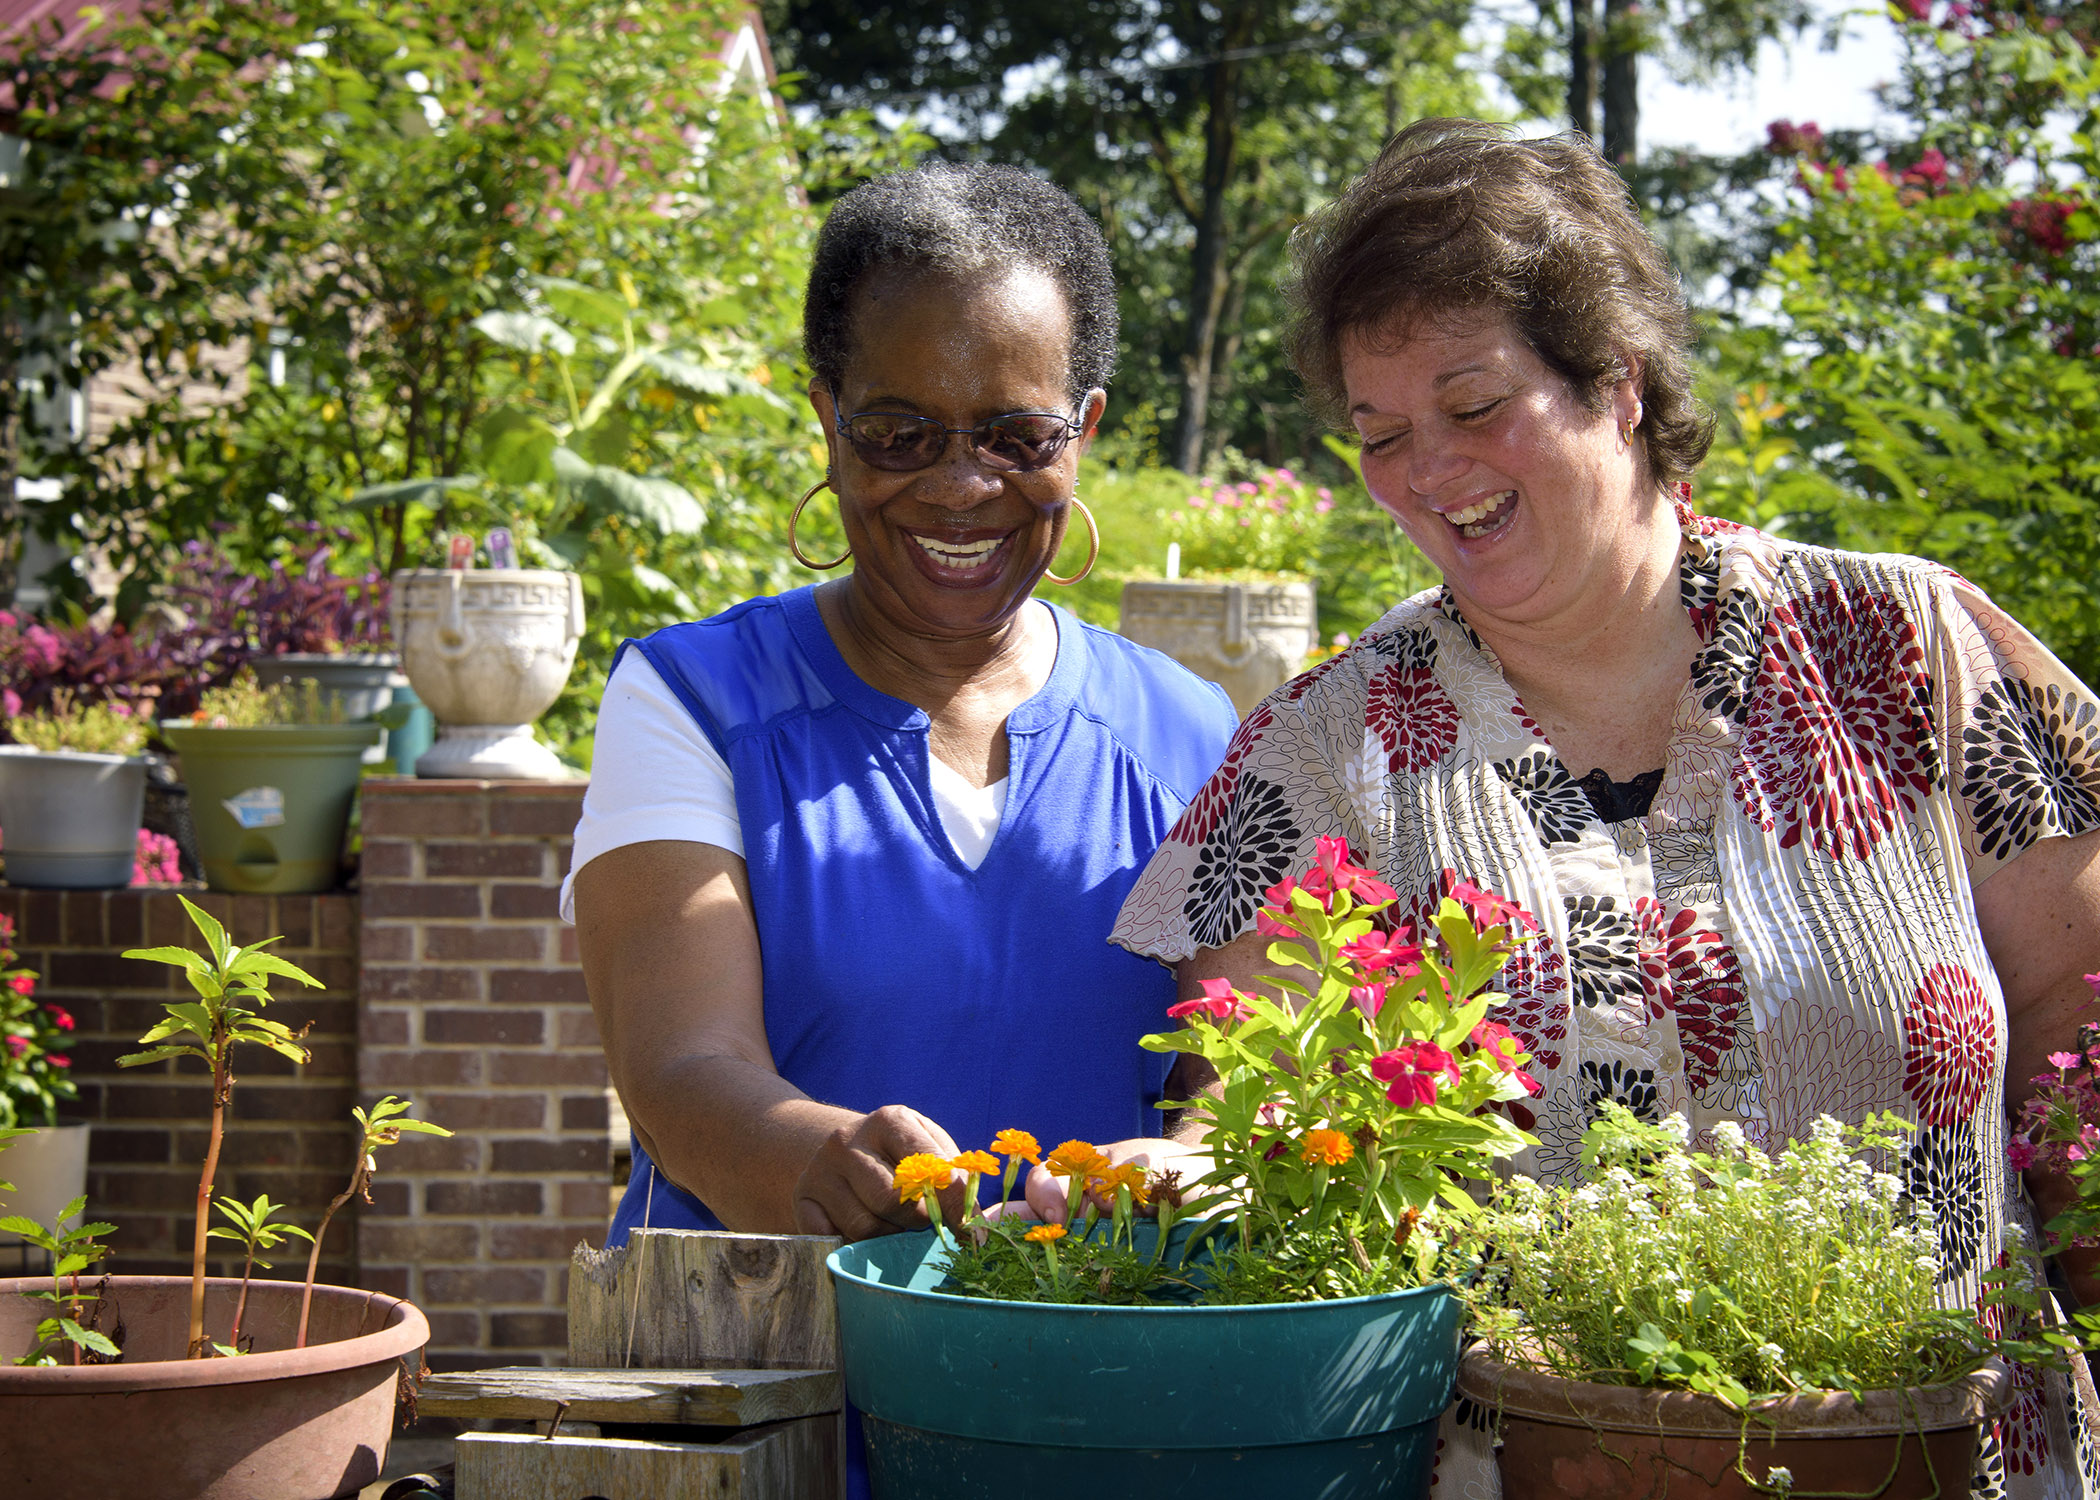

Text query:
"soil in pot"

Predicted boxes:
[[1458, 1346, 2011, 1500], [0, 1274, 428, 1500], [831, 1226, 1461, 1500]]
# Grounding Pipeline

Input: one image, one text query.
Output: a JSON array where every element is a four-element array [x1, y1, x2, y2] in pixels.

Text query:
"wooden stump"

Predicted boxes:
[[446, 1231, 846, 1500]]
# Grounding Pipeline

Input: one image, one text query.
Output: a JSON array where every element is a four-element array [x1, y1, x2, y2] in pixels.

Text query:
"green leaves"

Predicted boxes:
[[119, 893, 320, 1075], [7, 1196, 117, 1365], [208, 1191, 315, 1268]]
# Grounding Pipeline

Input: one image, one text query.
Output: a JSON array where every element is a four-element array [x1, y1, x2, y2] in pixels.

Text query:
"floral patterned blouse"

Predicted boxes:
[[1111, 516, 2100, 1497]]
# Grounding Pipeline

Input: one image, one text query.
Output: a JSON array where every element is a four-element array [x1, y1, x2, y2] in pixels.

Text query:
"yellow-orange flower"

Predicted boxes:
[[1094, 1162, 1151, 1203], [1300, 1128, 1355, 1166], [951, 1150, 1000, 1177], [1044, 1140, 1108, 1179], [1023, 1224, 1067, 1244], [991, 1129, 1041, 1163], [893, 1153, 953, 1204]]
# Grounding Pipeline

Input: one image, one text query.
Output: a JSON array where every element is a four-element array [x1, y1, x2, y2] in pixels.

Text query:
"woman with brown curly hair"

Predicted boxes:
[[1105, 120, 2100, 1495]]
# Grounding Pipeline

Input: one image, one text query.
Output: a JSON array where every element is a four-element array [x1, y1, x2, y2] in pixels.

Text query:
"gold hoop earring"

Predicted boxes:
[[1044, 496, 1099, 587], [1621, 417, 1640, 445], [788, 478, 851, 571]]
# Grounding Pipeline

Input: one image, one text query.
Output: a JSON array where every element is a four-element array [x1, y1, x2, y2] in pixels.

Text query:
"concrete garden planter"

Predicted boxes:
[[1117, 577, 1317, 718], [0, 747, 146, 889], [0, 1122, 89, 1247], [390, 569, 583, 780], [158, 723, 383, 894], [1457, 1346, 2011, 1499], [830, 1227, 1461, 1498], [0, 1275, 427, 1500]]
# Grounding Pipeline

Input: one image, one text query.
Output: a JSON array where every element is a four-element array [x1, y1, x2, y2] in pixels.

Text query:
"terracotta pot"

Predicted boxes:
[[1458, 1346, 2009, 1500], [0, 1275, 428, 1500]]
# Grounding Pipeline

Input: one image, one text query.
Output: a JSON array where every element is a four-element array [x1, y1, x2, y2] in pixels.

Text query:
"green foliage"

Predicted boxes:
[[206, 1193, 315, 1270], [3, 1197, 119, 1367], [6, 689, 150, 756], [178, 672, 354, 729], [1698, 24, 2100, 683], [118, 895, 319, 1076]]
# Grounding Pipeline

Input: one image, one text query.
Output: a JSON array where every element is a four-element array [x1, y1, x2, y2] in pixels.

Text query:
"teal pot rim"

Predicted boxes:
[[247, 651, 400, 667], [0, 745, 146, 768], [829, 1227, 1462, 1449], [158, 723, 385, 751]]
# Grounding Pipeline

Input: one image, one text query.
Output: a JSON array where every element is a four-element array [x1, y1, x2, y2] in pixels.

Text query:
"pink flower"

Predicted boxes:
[[43, 1054, 67, 1071], [2008, 1136, 2038, 1172], [1472, 1021, 1544, 1094], [1349, 982, 1387, 1017], [0, 688, 18, 719], [44, 1005, 73, 1032], [2051, 1051, 2083, 1071], [1274, 469, 1296, 485], [21, 624, 61, 674], [1446, 879, 1539, 934], [6, 974, 33, 997], [1371, 1042, 1461, 1108], [1341, 927, 1421, 972], [2085, 973, 2100, 997], [3, 1036, 24, 1058], [1254, 908, 1301, 940], [1167, 977, 1253, 1024], [1310, 836, 1398, 906]]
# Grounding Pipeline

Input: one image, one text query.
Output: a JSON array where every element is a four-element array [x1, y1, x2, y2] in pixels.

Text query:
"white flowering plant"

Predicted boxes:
[[1463, 1105, 2076, 1408]]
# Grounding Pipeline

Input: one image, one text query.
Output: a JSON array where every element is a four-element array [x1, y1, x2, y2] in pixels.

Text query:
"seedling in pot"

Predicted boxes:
[[121, 894, 319, 1358], [296, 1097, 450, 1348], [206, 1193, 313, 1355], [1, 1136, 118, 1368]]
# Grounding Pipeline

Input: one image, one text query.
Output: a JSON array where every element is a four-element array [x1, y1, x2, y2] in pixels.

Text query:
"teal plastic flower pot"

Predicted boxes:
[[159, 723, 382, 894], [828, 1228, 1461, 1499]]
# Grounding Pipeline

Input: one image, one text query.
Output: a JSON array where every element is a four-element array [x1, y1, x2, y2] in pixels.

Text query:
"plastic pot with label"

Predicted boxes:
[[157, 723, 382, 894]]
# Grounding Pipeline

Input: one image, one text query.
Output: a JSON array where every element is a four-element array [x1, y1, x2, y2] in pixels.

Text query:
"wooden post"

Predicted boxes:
[[446, 1231, 847, 1500]]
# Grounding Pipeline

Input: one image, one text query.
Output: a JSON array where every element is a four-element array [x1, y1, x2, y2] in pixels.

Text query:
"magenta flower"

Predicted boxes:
[[1471, 1021, 1543, 1095], [1446, 879, 1539, 934], [2086, 972, 2100, 997], [1255, 908, 1301, 940], [1341, 927, 1421, 972], [1308, 836, 1397, 906], [44, 1005, 74, 1033], [1168, 977, 1252, 1024], [2052, 1051, 2083, 1071], [43, 1054, 68, 1071], [3, 1036, 24, 1059], [1371, 1042, 1461, 1108], [2008, 1136, 2038, 1172], [1350, 982, 1388, 1018], [0, 688, 17, 719], [6, 973, 33, 997]]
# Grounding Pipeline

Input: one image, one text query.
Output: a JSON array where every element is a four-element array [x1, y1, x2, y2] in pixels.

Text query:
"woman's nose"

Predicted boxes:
[[1407, 432, 1467, 497]]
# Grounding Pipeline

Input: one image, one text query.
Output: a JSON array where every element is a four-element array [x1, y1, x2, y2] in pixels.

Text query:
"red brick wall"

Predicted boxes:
[[0, 888, 362, 1284], [355, 778, 607, 1370]]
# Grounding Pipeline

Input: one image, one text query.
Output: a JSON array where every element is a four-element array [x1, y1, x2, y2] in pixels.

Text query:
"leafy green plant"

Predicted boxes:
[[5, 689, 150, 756], [120, 895, 319, 1358], [1, 1197, 119, 1368], [295, 1096, 450, 1349], [205, 1194, 315, 1355], [1158, 465, 1334, 580], [1464, 1105, 2075, 1406], [177, 672, 352, 729], [1, 913, 77, 1129]]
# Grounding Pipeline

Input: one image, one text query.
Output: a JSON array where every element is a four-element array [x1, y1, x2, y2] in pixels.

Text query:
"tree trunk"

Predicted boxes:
[[1567, 0, 1598, 139], [1601, 0, 1639, 165], [1166, 10, 1255, 476]]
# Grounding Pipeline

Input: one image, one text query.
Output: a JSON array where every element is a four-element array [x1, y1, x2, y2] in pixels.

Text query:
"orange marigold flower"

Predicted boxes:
[[1095, 1162, 1150, 1203], [1044, 1140, 1108, 1179], [991, 1129, 1041, 1163], [951, 1150, 1000, 1177], [893, 1153, 953, 1204], [1023, 1224, 1067, 1244], [1300, 1128, 1355, 1166]]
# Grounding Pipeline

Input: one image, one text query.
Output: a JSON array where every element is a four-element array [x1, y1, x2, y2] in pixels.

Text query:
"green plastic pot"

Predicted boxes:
[[828, 1226, 1460, 1499], [159, 723, 382, 894]]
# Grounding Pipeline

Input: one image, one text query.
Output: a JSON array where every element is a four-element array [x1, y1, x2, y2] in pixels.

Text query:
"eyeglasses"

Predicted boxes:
[[834, 406, 1084, 473]]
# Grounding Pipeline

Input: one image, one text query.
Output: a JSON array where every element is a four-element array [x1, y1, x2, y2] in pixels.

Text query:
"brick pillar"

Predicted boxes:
[[355, 778, 606, 1370], [0, 888, 361, 1283]]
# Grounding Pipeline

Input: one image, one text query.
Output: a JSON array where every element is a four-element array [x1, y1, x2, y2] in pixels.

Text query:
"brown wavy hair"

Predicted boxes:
[[1286, 119, 1713, 484]]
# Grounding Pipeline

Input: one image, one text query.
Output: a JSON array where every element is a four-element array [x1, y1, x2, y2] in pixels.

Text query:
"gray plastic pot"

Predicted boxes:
[[0, 1275, 427, 1500], [248, 653, 402, 766], [0, 746, 147, 888]]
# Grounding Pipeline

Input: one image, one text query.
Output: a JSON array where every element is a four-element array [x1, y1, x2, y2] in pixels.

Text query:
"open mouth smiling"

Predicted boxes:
[[1442, 490, 1516, 539]]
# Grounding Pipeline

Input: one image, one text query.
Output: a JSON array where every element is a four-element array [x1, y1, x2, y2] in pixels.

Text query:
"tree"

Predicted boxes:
[[773, 0, 1483, 473]]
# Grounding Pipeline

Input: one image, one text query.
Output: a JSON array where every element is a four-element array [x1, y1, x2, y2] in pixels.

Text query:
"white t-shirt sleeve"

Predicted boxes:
[[560, 649, 743, 923]]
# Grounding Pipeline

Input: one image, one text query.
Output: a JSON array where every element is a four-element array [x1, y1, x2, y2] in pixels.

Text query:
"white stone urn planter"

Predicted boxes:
[[390, 569, 584, 780], [0, 1122, 89, 1246], [1118, 577, 1318, 718]]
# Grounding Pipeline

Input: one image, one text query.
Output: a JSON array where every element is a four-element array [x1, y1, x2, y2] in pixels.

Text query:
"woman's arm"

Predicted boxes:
[[575, 838, 960, 1239], [1975, 827, 2100, 1297]]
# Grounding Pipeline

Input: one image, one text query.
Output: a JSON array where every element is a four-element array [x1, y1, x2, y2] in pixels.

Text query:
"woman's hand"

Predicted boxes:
[[793, 1104, 966, 1241], [1022, 1137, 1213, 1223]]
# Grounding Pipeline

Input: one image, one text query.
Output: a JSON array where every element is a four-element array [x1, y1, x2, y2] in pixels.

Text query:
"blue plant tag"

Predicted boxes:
[[222, 787, 286, 829]]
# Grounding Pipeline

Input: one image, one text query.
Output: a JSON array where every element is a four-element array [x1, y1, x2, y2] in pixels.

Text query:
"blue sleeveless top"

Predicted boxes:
[[607, 584, 1237, 1239]]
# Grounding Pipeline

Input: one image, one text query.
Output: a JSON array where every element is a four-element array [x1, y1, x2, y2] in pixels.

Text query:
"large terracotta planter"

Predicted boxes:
[[1458, 1346, 2010, 1499], [0, 746, 146, 889], [1117, 577, 1316, 717], [0, 1122, 89, 1246], [390, 568, 583, 780], [0, 1275, 428, 1500]]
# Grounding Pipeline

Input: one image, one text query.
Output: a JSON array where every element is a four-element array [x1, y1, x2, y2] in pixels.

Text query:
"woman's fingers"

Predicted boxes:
[[792, 1105, 964, 1242]]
